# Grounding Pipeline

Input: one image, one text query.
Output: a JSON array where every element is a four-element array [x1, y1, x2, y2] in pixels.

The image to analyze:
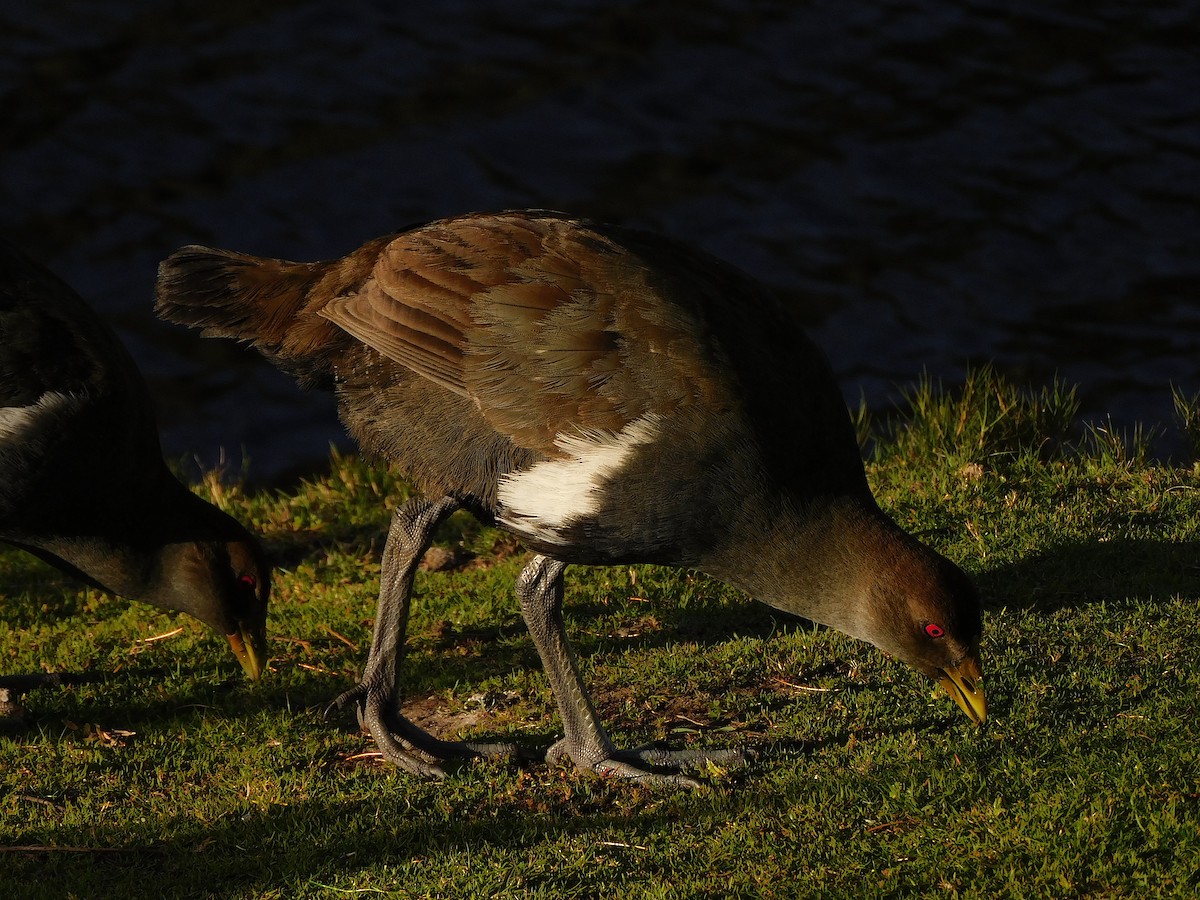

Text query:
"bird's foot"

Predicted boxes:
[[546, 738, 751, 789], [327, 681, 523, 779]]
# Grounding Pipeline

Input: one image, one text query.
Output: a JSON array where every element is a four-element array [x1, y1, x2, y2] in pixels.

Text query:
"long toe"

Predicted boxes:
[[457, 737, 526, 763], [616, 743, 753, 770], [548, 739, 749, 788], [369, 732, 448, 779], [387, 711, 524, 764], [593, 757, 705, 790], [359, 692, 527, 774], [359, 696, 448, 779]]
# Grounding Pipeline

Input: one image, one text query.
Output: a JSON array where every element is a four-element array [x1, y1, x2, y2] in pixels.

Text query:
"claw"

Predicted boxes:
[[324, 683, 365, 721]]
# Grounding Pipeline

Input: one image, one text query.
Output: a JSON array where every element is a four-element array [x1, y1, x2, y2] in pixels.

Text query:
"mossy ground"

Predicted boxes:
[[1, 369, 1198, 898]]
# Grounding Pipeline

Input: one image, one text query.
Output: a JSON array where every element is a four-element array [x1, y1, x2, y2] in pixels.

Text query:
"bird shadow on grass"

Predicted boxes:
[[973, 536, 1200, 613], [0, 666, 270, 725], [0, 774, 783, 896], [0, 701, 980, 899]]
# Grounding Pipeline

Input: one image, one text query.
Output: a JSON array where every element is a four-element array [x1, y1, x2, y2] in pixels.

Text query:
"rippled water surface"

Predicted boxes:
[[3, 1, 1198, 479]]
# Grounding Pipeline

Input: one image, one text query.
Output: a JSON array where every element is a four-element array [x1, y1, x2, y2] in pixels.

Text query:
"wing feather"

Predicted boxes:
[[318, 213, 733, 452]]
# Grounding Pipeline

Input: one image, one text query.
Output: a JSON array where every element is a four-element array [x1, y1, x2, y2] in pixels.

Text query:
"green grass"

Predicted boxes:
[[2, 368, 1200, 898]]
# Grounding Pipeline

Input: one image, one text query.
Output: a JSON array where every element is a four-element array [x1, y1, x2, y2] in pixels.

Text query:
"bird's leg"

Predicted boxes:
[[517, 555, 743, 788], [328, 495, 518, 777]]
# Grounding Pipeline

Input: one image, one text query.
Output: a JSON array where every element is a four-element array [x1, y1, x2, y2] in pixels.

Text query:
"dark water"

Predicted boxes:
[[3, 1, 1199, 480]]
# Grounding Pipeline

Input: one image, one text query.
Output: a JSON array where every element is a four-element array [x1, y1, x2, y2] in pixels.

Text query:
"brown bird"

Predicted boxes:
[[0, 239, 270, 683], [155, 210, 984, 786]]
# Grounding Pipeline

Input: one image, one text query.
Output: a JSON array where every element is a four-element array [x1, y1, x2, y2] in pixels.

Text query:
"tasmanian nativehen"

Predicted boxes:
[[0, 239, 269, 683], [155, 210, 984, 785]]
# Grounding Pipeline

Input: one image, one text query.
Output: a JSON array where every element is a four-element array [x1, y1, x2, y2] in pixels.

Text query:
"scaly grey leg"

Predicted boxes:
[[517, 554, 743, 788], [329, 495, 518, 777]]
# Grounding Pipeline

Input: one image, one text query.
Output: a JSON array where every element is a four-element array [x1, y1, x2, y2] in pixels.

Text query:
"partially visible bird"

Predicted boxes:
[[155, 210, 984, 786], [0, 239, 270, 682]]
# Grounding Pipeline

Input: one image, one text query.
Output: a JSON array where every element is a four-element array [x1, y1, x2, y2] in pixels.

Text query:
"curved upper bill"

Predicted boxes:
[[938, 654, 986, 724], [226, 626, 269, 681]]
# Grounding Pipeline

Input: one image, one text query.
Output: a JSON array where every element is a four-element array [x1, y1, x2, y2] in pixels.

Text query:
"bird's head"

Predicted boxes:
[[859, 543, 986, 724], [707, 495, 987, 724], [155, 536, 271, 680]]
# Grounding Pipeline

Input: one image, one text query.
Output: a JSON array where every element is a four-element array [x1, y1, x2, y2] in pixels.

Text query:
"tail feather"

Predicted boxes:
[[156, 235, 396, 387], [154, 245, 321, 351]]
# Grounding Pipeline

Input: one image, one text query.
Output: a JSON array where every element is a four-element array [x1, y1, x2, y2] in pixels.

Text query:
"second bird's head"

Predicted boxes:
[[153, 536, 271, 680]]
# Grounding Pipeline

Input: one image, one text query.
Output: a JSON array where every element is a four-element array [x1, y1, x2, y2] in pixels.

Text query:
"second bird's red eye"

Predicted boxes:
[[924, 623, 945, 638], [238, 574, 257, 591]]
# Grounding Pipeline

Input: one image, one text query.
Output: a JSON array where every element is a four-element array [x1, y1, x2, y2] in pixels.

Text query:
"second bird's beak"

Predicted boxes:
[[226, 626, 269, 681], [938, 654, 986, 724]]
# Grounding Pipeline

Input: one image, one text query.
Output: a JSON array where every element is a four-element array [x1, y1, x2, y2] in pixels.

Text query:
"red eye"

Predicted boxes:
[[924, 623, 945, 638], [238, 574, 257, 591]]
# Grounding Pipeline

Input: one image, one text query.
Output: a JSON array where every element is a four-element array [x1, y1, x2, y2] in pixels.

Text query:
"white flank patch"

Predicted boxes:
[[0, 391, 77, 445], [497, 414, 662, 545]]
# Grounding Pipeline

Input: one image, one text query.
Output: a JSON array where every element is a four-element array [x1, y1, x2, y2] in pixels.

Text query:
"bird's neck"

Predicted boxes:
[[14, 478, 243, 620], [16, 532, 157, 602], [699, 495, 911, 647]]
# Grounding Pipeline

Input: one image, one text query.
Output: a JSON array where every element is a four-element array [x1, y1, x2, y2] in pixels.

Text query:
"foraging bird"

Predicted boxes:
[[0, 240, 270, 681], [155, 211, 984, 785]]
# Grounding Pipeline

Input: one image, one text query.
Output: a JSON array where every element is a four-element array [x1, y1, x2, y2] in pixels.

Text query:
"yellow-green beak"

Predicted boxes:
[[938, 654, 986, 724], [226, 626, 268, 681]]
